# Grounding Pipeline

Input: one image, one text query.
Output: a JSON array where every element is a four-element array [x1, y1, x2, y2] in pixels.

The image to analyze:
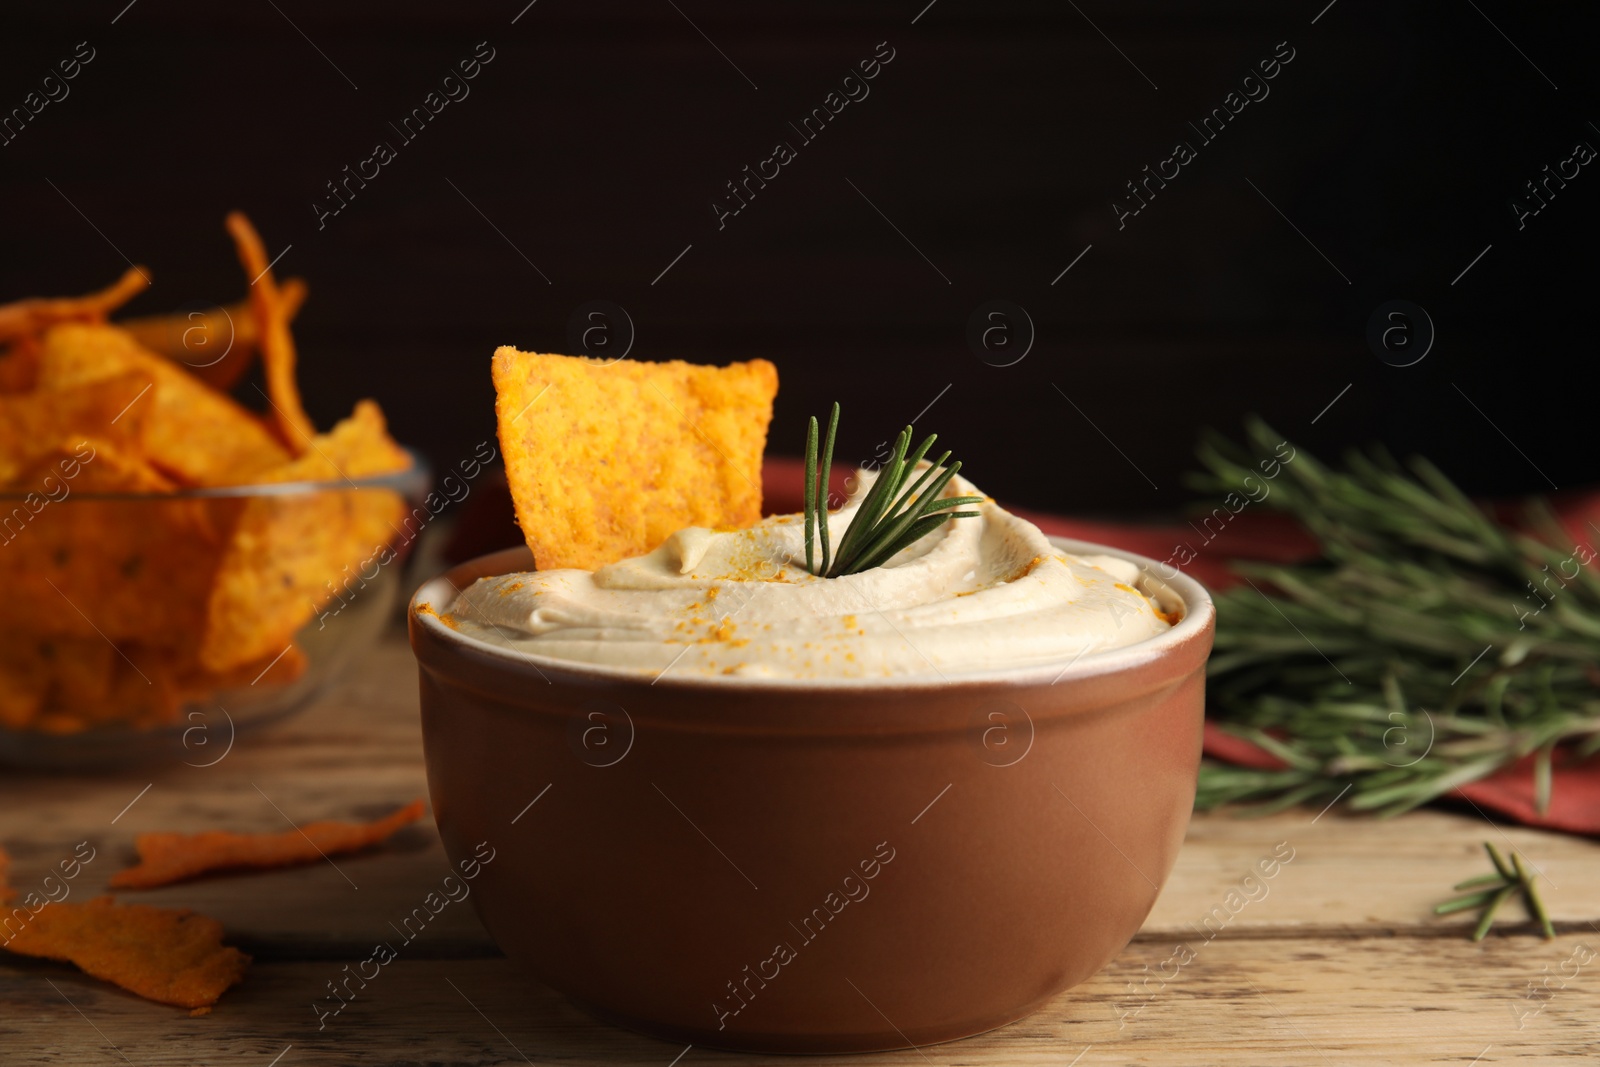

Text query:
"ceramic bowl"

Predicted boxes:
[[409, 537, 1213, 1054]]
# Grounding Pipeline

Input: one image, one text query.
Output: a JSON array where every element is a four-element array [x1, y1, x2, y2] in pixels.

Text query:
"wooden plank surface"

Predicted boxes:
[[3, 634, 1599, 1064], [1141, 804, 1600, 940], [4, 939, 1596, 1066]]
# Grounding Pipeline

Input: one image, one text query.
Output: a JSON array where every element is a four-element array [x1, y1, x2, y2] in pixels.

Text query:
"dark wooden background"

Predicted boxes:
[[2, 0, 1594, 516]]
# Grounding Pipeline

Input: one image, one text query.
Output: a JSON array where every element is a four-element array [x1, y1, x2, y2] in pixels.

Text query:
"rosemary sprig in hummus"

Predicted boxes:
[[803, 403, 982, 578]]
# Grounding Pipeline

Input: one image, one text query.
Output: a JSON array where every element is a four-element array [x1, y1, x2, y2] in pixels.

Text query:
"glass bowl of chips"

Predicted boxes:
[[0, 456, 431, 769], [0, 212, 431, 767]]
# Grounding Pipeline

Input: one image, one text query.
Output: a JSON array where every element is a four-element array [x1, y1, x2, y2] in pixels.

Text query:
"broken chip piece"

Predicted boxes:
[[491, 349, 778, 570], [108, 799, 426, 889], [0, 896, 249, 1010]]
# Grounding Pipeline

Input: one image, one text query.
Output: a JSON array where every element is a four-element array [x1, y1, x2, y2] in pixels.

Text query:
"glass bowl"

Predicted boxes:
[[0, 457, 430, 769]]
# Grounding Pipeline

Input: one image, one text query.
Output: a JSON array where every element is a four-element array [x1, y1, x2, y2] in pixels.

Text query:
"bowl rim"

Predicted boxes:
[[409, 535, 1215, 692], [0, 449, 431, 501]]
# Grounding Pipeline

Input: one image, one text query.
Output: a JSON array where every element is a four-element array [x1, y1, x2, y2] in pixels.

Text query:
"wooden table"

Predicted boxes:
[[4, 635, 1597, 1065]]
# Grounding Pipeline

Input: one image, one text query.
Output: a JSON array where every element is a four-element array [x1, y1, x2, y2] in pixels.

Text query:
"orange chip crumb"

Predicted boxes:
[[109, 799, 426, 889], [0, 896, 249, 1010]]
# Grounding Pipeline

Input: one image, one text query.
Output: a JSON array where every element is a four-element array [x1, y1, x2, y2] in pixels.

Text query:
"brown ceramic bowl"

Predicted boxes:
[[409, 537, 1213, 1054]]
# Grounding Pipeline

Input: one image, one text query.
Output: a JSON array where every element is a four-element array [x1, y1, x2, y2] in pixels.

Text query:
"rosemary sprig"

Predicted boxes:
[[1433, 842, 1555, 940], [802, 403, 982, 578], [1194, 419, 1600, 818]]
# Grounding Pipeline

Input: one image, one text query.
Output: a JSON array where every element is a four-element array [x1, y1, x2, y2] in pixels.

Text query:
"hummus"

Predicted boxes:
[[445, 470, 1176, 679]]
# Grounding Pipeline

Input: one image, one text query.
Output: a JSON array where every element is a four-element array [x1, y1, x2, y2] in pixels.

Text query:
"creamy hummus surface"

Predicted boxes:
[[444, 470, 1177, 679]]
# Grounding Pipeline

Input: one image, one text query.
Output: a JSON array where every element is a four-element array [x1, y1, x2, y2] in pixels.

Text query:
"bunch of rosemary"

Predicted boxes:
[[1193, 419, 1600, 817]]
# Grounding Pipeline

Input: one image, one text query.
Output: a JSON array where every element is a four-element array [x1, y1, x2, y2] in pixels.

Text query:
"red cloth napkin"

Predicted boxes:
[[762, 457, 1600, 836]]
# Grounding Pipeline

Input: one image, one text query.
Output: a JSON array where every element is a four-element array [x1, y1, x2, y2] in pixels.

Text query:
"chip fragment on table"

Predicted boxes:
[[0, 895, 249, 1010], [109, 798, 426, 888]]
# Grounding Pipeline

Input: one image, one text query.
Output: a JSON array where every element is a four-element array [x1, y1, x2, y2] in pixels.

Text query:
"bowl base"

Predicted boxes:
[[561, 989, 1053, 1056]]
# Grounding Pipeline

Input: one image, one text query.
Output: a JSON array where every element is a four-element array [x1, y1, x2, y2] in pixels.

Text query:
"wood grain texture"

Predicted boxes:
[[3, 635, 1599, 1064], [1141, 804, 1600, 940], [2, 940, 1596, 1066]]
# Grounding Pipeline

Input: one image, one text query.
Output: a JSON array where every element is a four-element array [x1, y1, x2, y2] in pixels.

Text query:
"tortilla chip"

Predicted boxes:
[[19, 436, 177, 493], [0, 266, 148, 392], [118, 642, 307, 731], [40, 640, 173, 732], [115, 277, 307, 392], [198, 401, 409, 671], [491, 350, 778, 570], [0, 337, 40, 393], [259, 398, 411, 484], [0, 266, 150, 344], [226, 212, 315, 449], [0, 638, 50, 730], [1, 896, 249, 1009], [0, 846, 13, 903], [191, 641, 309, 690], [36, 323, 288, 486], [44, 636, 118, 708], [109, 799, 426, 889], [74, 644, 306, 731], [0, 635, 308, 734], [0, 373, 153, 486], [0, 637, 156, 733], [0, 439, 229, 647]]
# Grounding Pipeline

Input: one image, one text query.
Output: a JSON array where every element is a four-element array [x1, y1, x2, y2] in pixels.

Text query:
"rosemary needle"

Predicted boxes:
[[1451, 873, 1505, 892], [1434, 890, 1499, 916]]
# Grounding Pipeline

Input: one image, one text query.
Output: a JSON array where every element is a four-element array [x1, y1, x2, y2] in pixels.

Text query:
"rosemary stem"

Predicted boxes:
[[1485, 842, 1515, 882], [818, 402, 838, 578], [804, 415, 818, 576], [1472, 885, 1518, 941], [1511, 852, 1556, 940]]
